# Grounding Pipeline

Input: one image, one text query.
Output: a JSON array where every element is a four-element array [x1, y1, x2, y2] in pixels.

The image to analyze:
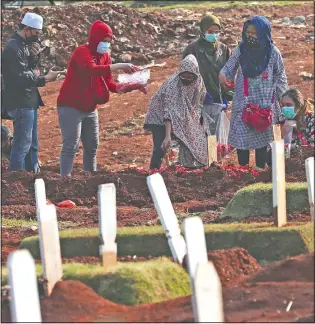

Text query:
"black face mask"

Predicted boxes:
[[25, 30, 39, 44], [246, 35, 260, 48], [180, 77, 195, 86]]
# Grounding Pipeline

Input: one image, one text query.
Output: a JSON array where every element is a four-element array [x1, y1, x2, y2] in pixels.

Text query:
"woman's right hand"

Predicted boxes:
[[161, 136, 172, 151]]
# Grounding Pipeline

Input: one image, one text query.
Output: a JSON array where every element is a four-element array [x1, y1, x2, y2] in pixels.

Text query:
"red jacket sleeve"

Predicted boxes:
[[74, 46, 111, 77], [104, 56, 118, 93]]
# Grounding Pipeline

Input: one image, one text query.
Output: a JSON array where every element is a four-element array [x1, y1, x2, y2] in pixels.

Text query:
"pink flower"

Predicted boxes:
[[261, 72, 269, 80], [301, 140, 308, 146]]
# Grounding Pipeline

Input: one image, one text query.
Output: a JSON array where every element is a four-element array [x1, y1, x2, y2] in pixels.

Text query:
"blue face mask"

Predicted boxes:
[[97, 41, 110, 54], [282, 106, 296, 120], [204, 33, 220, 43]]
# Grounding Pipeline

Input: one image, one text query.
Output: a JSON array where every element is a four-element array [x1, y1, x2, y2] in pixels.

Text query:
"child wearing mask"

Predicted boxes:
[[266, 89, 314, 164], [280, 88, 314, 146], [144, 55, 208, 169]]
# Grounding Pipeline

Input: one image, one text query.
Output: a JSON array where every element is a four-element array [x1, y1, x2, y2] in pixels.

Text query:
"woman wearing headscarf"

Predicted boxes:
[[57, 21, 145, 177], [144, 54, 208, 169], [183, 14, 233, 104], [219, 16, 288, 170]]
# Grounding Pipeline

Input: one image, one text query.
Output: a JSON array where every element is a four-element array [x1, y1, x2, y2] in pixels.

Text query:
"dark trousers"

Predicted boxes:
[[237, 146, 268, 169], [149, 126, 166, 169]]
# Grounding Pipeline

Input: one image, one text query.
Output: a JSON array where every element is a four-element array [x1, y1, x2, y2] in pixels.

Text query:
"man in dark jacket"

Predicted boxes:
[[2, 12, 62, 173], [183, 14, 233, 104]]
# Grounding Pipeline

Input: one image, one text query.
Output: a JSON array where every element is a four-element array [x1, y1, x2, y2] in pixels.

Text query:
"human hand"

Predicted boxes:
[[44, 67, 66, 82], [119, 63, 140, 74], [28, 42, 41, 56], [33, 69, 40, 77], [161, 136, 172, 151], [219, 73, 234, 90]]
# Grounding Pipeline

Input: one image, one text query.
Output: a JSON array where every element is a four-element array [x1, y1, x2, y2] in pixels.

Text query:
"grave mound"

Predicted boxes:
[[247, 252, 314, 283], [208, 247, 261, 285], [183, 247, 261, 286]]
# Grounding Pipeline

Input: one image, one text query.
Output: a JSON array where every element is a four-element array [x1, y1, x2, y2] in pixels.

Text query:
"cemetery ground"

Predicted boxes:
[[1, 1, 315, 323]]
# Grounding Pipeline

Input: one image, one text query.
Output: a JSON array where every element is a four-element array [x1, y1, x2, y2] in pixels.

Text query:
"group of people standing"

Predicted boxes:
[[2, 11, 314, 176]]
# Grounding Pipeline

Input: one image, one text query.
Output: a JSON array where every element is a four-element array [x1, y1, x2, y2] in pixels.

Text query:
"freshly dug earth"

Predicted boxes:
[[248, 252, 314, 283], [1, 146, 313, 210], [2, 252, 314, 322]]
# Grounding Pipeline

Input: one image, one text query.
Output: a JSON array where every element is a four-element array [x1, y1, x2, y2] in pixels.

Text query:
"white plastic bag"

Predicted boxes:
[[282, 120, 296, 158], [216, 111, 230, 146], [117, 69, 150, 85], [203, 103, 225, 136], [216, 111, 231, 158]]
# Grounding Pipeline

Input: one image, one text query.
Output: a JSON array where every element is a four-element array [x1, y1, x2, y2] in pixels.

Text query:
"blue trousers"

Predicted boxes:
[[8, 108, 39, 173]]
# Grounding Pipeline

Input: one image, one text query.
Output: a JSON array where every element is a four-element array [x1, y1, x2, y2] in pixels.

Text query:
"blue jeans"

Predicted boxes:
[[58, 107, 99, 176], [8, 108, 39, 173]]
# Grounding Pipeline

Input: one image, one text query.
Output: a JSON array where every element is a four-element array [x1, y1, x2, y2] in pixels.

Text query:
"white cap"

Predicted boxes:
[[21, 12, 43, 30]]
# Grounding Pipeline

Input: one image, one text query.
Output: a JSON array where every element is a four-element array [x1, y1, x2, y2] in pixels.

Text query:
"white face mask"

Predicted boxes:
[[97, 41, 110, 54]]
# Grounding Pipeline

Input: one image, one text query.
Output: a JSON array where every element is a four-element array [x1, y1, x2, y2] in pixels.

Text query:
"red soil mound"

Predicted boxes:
[[248, 252, 314, 283]]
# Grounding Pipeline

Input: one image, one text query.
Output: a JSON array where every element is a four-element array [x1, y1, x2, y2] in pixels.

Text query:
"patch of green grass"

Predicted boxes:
[[1, 217, 80, 229], [20, 222, 314, 263], [122, 1, 307, 10], [1, 258, 190, 305], [222, 182, 309, 219]]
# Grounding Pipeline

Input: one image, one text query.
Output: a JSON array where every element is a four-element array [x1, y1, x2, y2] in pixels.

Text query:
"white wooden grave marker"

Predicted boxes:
[[98, 183, 117, 268], [183, 217, 224, 323], [147, 173, 186, 264], [34, 178, 47, 210], [272, 139, 287, 227], [194, 262, 224, 323], [183, 217, 208, 280], [7, 250, 42, 323], [37, 204, 63, 296], [305, 157, 314, 221]]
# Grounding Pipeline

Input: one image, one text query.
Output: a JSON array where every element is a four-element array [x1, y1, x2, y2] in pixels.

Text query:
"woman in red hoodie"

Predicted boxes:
[[57, 20, 144, 176]]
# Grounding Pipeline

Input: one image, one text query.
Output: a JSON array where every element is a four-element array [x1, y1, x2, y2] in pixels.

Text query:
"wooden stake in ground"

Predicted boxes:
[[7, 250, 42, 323], [34, 178, 47, 210], [305, 157, 314, 221], [207, 135, 217, 166], [37, 204, 63, 296], [147, 173, 186, 264], [273, 124, 282, 142], [272, 139, 287, 227], [183, 217, 224, 323], [98, 183, 117, 269]]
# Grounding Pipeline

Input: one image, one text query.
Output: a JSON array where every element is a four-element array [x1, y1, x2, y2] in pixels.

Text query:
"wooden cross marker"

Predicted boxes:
[[7, 250, 42, 323], [98, 183, 117, 269], [207, 135, 217, 166], [147, 173, 186, 264], [305, 157, 314, 221], [37, 204, 63, 296], [272, 139, 287, 227], [34, 178, 47, 210], [183, 217, 224, 323]]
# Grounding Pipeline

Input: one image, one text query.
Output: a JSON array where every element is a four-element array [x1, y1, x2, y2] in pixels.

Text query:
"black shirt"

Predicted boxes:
[[2, 32, 46, 110]]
